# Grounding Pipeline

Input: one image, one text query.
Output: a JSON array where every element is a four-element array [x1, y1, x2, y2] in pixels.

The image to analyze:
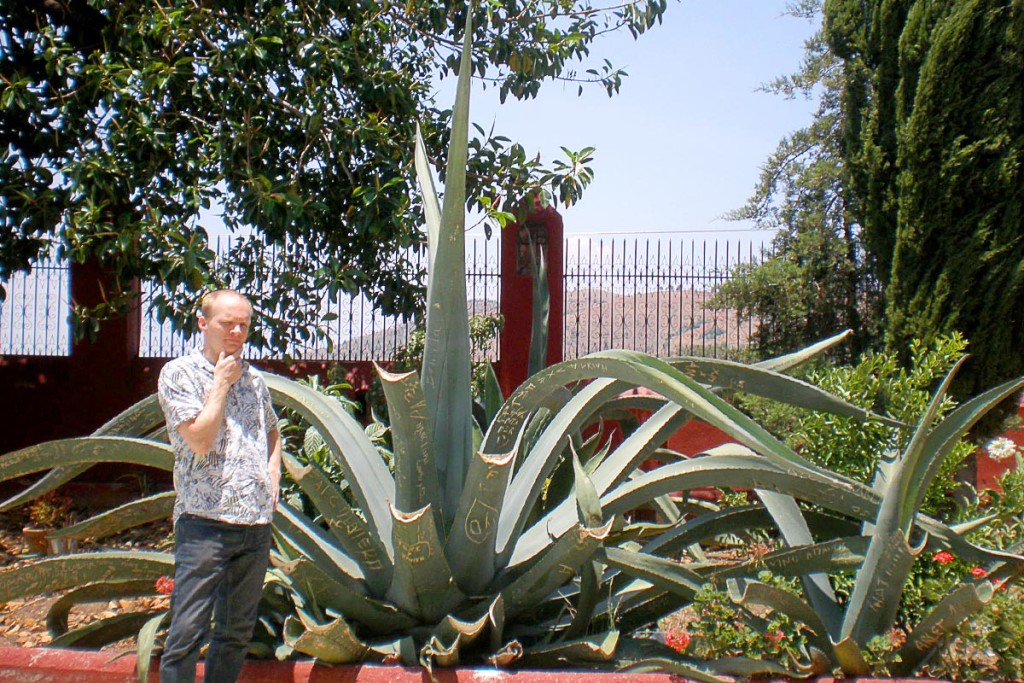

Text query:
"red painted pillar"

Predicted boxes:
[[68, 259, 145, 431], [497, 206, 563, 397]]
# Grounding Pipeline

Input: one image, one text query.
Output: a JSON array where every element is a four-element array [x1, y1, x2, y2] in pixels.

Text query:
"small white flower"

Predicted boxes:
[[985, 436, 1019, 462]]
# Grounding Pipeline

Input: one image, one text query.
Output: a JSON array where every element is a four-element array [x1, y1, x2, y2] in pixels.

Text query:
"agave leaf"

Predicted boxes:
[[387, 503, 466, 622], [572, 448, 604, 528], [0, 391, 160, 511], [377, 365, 443, 520], [478, 362, 505, 429], [488, 640, 524, 667], [285, 609, 368, 664], [600, 455, 877, 526], [618, 657, 731, 683], [487, 352, 823, 477], [728, 579, 833, 655], [920, 523, 1024, 569], [704, 655, 812, 678], [599, 393, 671, 416], [650, 505, 859, 561], [0, 551, 173, 603], [135, 611, 171, 683], [563, 560, 600, 641], [612, 585, 682, 635], [499, 520, 612, 619], [95, 394, 166, 436], [895, 581, 995, 675], [272, 502, 368, 593], [756, 489, 842, 637], [272, 557, 416, 634], [50, 611, 160, 649], [420, 633, 462, 670], [413, 123, 441, 271], [830, 636, 869, 675], [281, 451, 392, 592], [883, 357, 967, 534], [0, 437, 173, 483], [711, 536, 869, 581], [497, 378, 639, 560], [840, 531, 917, 646], [756, 330, 852, 373], [420, 15, 475, 525], [668, 357, 900, 427], [266, 373, 394, 542], [48, 491, 175, 541], [0, 466, 87, 512], [523, 630, 619, 666], [487, 595, 507, 653], [527, 236, 549, 378], [447, 446, 518, 595], [907, 375, 1024, 521], [423, 607, 499, 670], [599, 547, 706, 600], [21, 392, 164, 519], [46, 578, 158, 636]]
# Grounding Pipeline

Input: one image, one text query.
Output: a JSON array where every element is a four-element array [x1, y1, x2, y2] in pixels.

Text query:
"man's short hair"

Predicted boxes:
[[200, 289, 251, 318]]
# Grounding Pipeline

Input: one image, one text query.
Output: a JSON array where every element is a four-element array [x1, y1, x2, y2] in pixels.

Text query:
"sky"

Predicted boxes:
[[456, 1, 821, 238]]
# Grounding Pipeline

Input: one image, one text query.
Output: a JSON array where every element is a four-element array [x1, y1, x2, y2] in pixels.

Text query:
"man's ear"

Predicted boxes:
[[197, 314, 208, 332]]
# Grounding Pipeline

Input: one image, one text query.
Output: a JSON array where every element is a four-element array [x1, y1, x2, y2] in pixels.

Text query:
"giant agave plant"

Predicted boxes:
[[2, 12, 1024, 681]]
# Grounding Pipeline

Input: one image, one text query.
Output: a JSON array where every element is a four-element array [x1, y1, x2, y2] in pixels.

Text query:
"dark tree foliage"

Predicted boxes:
[[0, 0, 668, 350], [824, 0, 1024, 400], [717, 1, 881, 361]]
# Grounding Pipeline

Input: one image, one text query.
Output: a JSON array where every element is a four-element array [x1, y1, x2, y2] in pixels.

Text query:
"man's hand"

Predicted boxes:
[[213, 350, 243, 388], [178, 350, 243, 456]]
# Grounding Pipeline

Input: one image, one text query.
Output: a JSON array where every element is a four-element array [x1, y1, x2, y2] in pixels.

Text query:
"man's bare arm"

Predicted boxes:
[[267, 427, 282, 507], [176, 351, 242, 455]]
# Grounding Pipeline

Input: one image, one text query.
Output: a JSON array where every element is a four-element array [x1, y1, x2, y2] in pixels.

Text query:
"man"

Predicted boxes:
[[157, 289, 282, 683]]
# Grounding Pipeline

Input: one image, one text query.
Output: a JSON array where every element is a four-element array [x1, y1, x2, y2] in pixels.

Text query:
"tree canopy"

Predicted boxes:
[[0, 0, 668, 349], [825, 0, 1024, 398], [717, 1, 881, 360]]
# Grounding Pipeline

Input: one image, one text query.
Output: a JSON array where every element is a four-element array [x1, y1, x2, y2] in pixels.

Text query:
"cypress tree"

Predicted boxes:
[[826, 0, 1024, 400]]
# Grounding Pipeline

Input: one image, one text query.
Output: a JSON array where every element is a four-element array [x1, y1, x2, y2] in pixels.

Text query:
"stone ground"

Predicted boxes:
[[0, 493, 173, 651]]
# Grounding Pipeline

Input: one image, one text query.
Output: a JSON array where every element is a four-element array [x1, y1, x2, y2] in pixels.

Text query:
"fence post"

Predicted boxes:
[[68, 259, 146, 429], [497, 206, 564, 397]]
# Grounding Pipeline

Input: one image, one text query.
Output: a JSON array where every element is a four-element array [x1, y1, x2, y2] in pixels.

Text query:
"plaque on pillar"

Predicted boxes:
[[516, 219, 549, 276]]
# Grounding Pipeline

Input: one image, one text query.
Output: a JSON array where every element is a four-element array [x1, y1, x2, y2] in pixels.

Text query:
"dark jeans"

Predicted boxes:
[[159, 513, 272, 683]]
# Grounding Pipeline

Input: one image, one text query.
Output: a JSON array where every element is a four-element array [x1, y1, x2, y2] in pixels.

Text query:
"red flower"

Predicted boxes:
[[665, 630, 691, 653], [971, 567, 988, 578], [933, 551, 955, 565], [155, 575, 175, 596], [765, 630, 785, 647]]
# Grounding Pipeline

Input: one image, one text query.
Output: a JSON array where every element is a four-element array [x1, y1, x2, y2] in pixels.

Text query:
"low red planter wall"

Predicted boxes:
[[0, 646, 671, 683], [0, 647, 951, 683]]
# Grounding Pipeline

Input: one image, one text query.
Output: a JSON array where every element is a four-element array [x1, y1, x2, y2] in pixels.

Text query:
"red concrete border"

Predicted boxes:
[[0, 647, 679, 682], [0, 647, 954, 683]]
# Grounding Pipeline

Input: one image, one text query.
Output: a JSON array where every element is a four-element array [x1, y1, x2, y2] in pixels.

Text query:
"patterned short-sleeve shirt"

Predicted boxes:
[[158, 350, 278, 525]]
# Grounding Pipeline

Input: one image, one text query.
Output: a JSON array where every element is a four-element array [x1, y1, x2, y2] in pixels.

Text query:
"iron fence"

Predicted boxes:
[[1, 234, 769, 361], [0, 256, 71, 356], [563, 235, 769, 360], [138, 236, 502, 361]]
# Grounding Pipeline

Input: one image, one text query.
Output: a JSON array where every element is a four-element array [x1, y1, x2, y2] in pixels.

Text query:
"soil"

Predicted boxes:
[[0, 491, 174, 652]]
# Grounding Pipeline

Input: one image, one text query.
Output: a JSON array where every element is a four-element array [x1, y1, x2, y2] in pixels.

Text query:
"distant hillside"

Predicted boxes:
[[307, 288, 752, 362], [563, 288, 750, 359]]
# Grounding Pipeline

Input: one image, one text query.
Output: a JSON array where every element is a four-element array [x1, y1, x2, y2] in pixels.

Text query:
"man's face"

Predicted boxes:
[[198, 294, 252, 358]]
